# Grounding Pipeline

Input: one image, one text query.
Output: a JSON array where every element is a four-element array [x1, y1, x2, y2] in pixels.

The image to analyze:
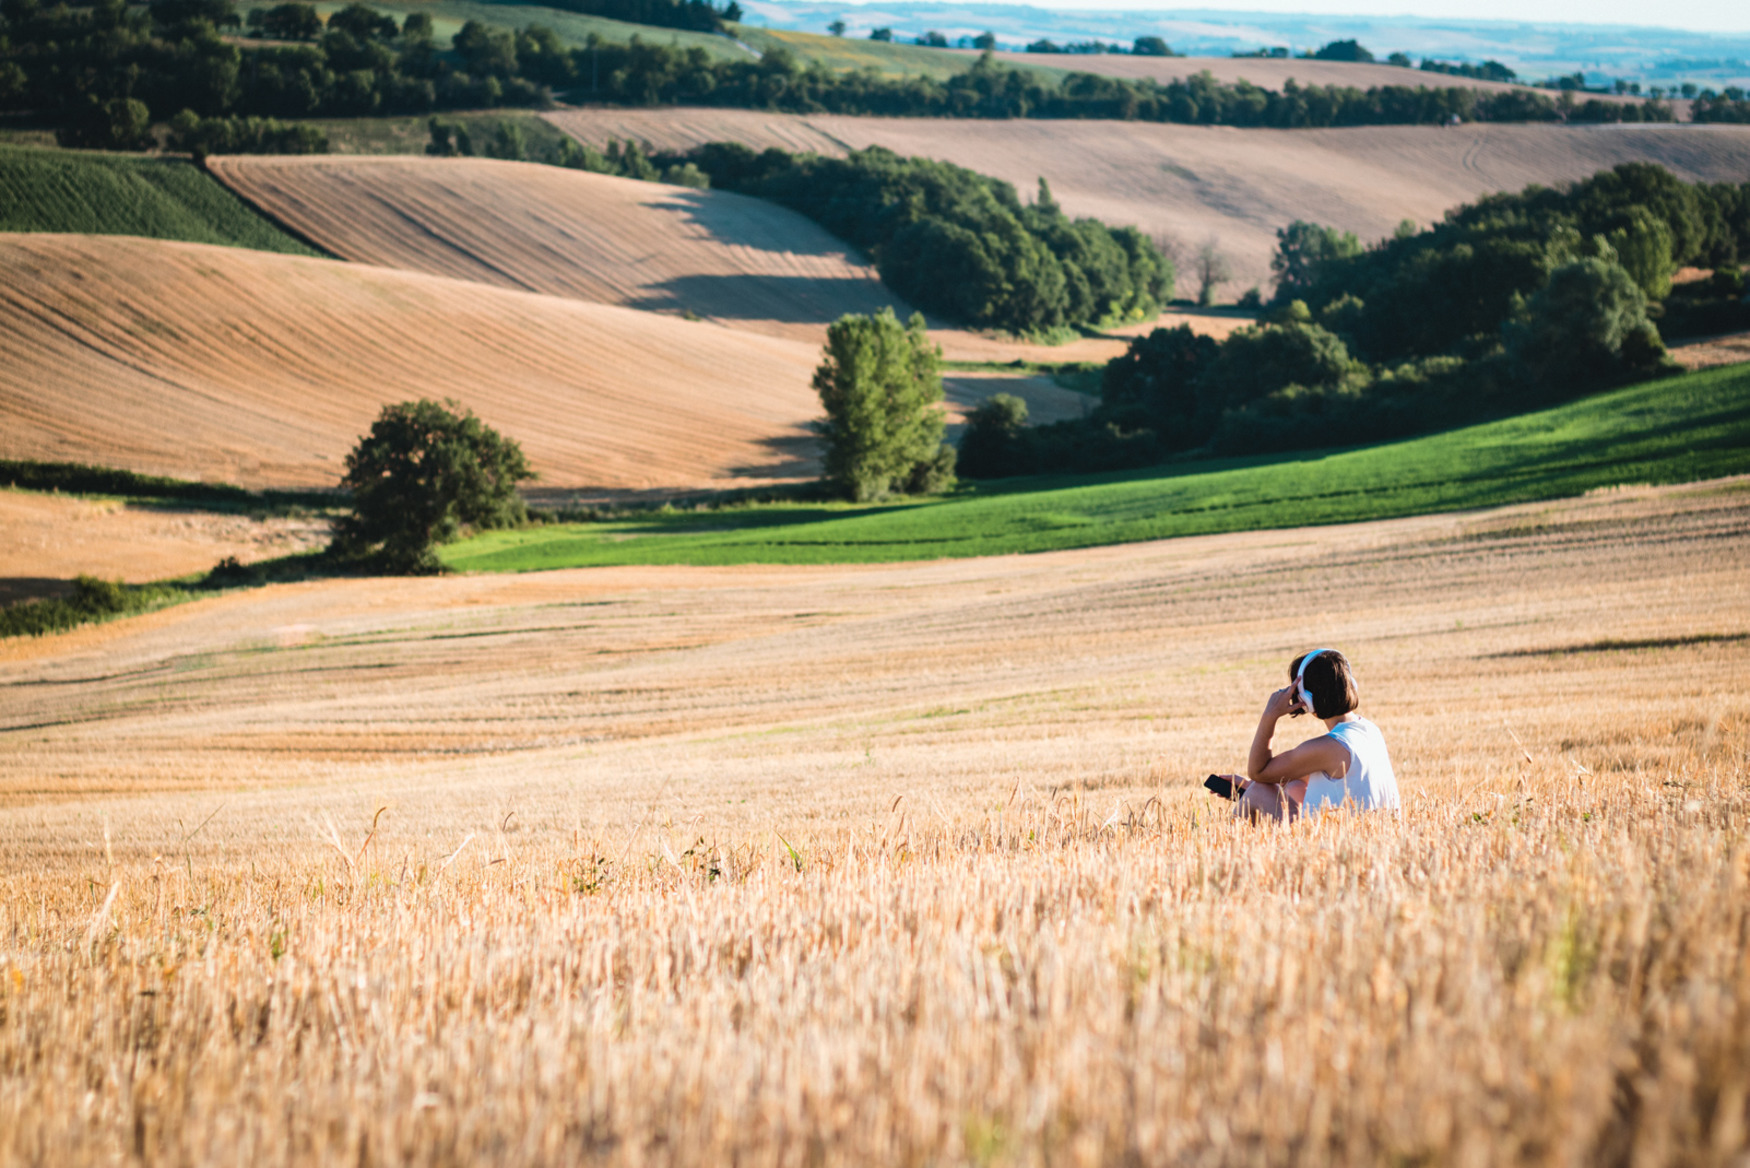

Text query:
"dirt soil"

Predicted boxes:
[[545, 113, 1750, 291], [1669, 331, 1750, 371], [0, 490, 332, 604], [1, 478, 1743, 802], [0, 233, 828, 495]]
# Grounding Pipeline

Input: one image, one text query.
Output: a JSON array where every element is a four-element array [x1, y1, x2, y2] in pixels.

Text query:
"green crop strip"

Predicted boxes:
[[0, 145, 320, 254], [443, 363, 1750, 571]]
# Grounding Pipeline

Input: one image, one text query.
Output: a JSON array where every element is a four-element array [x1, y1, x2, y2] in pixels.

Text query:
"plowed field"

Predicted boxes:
[[546, 111, 1750, 290], [0, 234, 822, 494], [206, 155, 910, 346]]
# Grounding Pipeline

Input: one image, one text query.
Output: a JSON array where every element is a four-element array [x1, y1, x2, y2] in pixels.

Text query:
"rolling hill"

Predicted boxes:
[[205, 155, 911, 346], [0, 234, 825, 495], [204, 153, 1157, 361], [443, 362, 1750, 570], [544, 111, 1750, 292]]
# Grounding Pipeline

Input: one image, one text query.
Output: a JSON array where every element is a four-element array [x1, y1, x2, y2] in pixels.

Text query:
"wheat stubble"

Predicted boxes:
[[0, 481, 1746, 1165]]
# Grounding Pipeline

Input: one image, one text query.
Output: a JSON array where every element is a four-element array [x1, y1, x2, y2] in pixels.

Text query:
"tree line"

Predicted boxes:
[[559, 41, 1673, 127], [961, 163, 1750, 477], [0, 1, 1682, 148], [679, 142, 1171, 335]]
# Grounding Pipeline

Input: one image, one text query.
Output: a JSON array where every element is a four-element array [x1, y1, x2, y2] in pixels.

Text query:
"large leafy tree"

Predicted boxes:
[[333, 399, 533, 573], [813, 310, 956, 502], [1505, 258, 1668, 402], [1270, 220, 1362, 304]]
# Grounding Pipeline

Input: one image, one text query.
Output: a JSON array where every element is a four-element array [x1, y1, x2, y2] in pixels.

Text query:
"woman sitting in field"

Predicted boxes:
[[1210, 648, 1401, 822]]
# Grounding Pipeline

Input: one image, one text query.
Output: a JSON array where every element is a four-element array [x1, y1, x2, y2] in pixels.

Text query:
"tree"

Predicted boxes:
[[957, 393, 1029, 478], [917, 30, 947, 47], [57, 97, 154, 150], [1194, 238, 1231, 306], [973, 30, 996, 50], [258, 1, 320, 39], [1098, 323, 1220, 446], [869, 26, 892, 42], [812, 310, 956, 501], [453, 20, 517, 77], [1133, 36, 1171, 57], [326, 1, 395, 40], [332, 399, 533, 573], [1270, 220, 1362, 303], [827, 18, 845, 36], [1314, 39, 1373, 62], [1197, 321, 1361, 417], [1505, 258, 1668, 402]]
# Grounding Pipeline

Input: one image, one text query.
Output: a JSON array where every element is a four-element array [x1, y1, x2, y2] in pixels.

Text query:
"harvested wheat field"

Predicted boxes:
[[1672, 330, 1750, 371], [1, 479, 1747, 1164], [207, 155, 911, 346], [0, 490, 330, 605], [0, 233, 823, 495], [548, 111, 1750, 290], [205, 153, 1178, 364]]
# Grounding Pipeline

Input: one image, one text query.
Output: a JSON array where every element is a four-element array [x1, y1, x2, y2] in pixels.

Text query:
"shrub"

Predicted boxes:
[[812, 310, 955, 502], [1197, 321, 1364, 417], [0, 576, 175, 639], [957, 393, 1030, 478], [1099, 324, 1220, 447], [331, 399, 533, 573], [56, 97, 155, 151]]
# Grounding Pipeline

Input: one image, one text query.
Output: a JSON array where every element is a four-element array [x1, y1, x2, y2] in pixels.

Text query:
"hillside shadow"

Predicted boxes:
[[725, 431, 821, 480], [0, 577, 75, 606], [657, 190, 874, 262], [627, 274, 907, 324]]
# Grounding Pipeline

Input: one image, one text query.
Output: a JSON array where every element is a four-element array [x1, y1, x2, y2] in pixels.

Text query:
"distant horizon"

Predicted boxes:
[[774, 1, 1750, 36]]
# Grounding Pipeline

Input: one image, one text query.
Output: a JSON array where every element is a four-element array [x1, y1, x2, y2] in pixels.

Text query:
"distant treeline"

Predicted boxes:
[[1692, 92, 1750, 124], [961, 163, 1750, 476], [685, 143, 1171, 334], [0, 1, 1680, 147], [533, 0, 739, 34], [563, 42, 1674, 127]]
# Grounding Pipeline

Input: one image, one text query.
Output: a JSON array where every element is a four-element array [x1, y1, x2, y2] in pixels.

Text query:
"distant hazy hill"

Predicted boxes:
[[737, 0, 1750, 91]]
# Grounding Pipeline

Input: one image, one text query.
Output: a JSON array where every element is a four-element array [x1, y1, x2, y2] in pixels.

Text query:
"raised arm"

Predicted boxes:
[[1246, 685, 1349, 785]]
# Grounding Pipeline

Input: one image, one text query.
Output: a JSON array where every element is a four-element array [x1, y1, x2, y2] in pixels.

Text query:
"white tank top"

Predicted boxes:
[[1301, 715, 1401, 817]]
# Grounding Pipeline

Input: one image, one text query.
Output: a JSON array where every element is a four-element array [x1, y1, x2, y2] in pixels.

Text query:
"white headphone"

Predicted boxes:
[[1296, 648, 1335, 715]]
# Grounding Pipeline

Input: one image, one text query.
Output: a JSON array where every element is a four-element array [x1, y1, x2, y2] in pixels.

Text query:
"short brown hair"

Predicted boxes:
[[1289, 650, 1359, 719]]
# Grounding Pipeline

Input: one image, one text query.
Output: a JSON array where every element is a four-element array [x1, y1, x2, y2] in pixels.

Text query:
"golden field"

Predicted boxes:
[[2, 480, 1746, 1164], [0, 233, 826, 496]]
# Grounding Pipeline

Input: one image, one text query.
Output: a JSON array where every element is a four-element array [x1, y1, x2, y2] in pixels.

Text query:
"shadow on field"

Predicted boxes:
[[658, 190, 881, 263], [0, 577, 75, 606], [627, 273, 904, 325], [1488, 632, 1750, 657]]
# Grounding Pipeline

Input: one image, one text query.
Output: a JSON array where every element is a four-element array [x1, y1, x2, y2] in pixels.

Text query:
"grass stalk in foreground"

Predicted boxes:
[[445, 362, 1750, 571]]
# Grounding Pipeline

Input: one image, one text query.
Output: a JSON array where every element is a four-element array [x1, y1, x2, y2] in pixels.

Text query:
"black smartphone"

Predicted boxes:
[[1203, 774, 1237, 800]]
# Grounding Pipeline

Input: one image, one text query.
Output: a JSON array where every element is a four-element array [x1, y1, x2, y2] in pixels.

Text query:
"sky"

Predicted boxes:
[[1023, 0, 1750, 34]]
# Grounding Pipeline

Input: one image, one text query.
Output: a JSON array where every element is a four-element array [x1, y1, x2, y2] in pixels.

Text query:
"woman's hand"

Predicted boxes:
[[1264, 684, 1303, 721]]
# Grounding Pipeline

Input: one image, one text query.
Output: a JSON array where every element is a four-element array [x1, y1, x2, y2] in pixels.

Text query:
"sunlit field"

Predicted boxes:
[[2, 481, 1746, 1165]]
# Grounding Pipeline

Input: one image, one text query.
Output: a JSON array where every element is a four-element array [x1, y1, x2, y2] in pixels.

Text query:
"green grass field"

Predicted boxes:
[[308, 109, 579, 155], [0, 145, 320, 254], [310, 0, 749, 56], [444, 363, 1750, 571], [734, 28, 1065, 80]]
